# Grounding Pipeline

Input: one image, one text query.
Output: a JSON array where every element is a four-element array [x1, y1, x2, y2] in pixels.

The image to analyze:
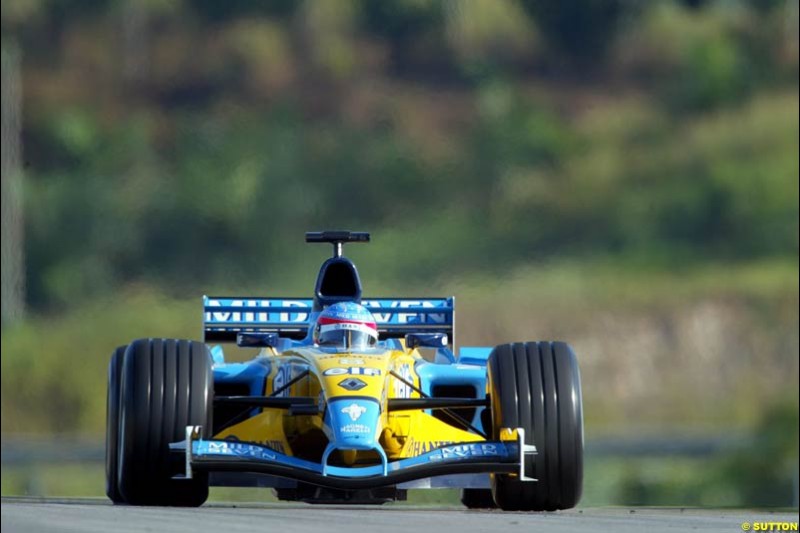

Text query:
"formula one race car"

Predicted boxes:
[[105, 231, 583, 510]]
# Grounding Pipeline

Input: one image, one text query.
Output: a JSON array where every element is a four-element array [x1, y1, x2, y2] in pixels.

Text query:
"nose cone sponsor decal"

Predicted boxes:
[[341, 403, 367, 421], [337, 377, 367, 391], [323, 367, 381, 377], [326, 399, 380, 450]]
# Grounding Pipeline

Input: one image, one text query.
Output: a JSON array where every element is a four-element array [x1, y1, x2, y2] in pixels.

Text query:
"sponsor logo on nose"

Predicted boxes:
[[341, 403, 367, 421]]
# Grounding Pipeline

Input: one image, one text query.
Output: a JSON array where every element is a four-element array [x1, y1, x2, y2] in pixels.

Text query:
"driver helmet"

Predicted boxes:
[[313, 302, 378, 350]]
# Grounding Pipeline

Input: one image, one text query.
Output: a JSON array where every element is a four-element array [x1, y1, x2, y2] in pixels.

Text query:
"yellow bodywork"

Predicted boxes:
[[214, 346, 484, 461]]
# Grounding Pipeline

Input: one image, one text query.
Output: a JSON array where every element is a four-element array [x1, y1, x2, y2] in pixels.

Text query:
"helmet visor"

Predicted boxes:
[[317, 322, 378, 350]]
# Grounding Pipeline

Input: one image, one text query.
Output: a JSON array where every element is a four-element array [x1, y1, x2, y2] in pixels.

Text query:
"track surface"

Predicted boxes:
[[2, 498, 798, 533]]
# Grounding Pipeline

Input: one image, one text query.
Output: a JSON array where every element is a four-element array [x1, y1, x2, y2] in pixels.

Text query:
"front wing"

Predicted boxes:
[[173, 426, 537, 490]]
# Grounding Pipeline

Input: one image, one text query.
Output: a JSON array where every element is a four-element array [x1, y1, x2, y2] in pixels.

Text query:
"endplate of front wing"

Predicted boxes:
[[172, 426, 537, 490]]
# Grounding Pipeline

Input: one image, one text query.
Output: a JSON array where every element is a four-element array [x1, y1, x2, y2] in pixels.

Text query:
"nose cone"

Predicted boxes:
[[325, 398, 381, 450]]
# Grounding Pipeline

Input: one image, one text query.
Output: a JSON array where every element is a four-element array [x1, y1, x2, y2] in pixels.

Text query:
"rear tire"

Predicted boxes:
[[488, 341, 583, 511], [105, 345, 126, 503], [118, 338, 213, 506], [461, 488, 497, 509]]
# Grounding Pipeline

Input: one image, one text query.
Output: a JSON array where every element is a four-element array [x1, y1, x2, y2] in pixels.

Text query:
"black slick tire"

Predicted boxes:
[[105, 345, 126, 503], [461, 488, 497, 509], [117, 338, 213, 506], [488, 341, 583, 511]]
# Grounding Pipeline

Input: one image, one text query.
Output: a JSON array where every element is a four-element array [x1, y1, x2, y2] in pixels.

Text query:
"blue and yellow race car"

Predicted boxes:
[[105, 231, 583, 510]]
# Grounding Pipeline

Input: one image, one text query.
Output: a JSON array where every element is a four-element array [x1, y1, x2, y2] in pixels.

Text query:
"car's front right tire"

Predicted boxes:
[[116, 338, 213, 506]]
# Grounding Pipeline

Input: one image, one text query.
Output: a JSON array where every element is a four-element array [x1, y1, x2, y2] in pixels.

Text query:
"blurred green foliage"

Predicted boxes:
[[617, 402, 799, 508], [0, 0, 794, 311]]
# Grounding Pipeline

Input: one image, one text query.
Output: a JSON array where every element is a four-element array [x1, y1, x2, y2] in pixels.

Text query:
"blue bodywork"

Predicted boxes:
[[211, 344, 493, 432], [206, 295, 491, 427], [184, 436, 520, 490], [198, 295, 511, 490]]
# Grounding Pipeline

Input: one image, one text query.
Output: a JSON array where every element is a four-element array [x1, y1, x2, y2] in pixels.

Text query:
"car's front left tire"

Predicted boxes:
[[488, 341, 584, 511]]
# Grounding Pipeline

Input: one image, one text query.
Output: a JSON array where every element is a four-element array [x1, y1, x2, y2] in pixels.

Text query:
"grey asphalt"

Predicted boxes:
[[1, 498, 798, 533]]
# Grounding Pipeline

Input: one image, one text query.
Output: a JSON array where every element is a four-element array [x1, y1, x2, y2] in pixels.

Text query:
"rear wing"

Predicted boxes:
[[203, 296, 455, 346]]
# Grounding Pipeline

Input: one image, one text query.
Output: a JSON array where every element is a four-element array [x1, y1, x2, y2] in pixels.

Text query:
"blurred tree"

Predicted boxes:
[[120, 0, 150, 87], [358, 0, 448, 77], [443, 0, 537, 77], [519, 0, 624, 70], [2, 0, 796, 310], [190, 0, 298, 22], [617, 402, 800, 507], [1, 42, 25, 324]]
